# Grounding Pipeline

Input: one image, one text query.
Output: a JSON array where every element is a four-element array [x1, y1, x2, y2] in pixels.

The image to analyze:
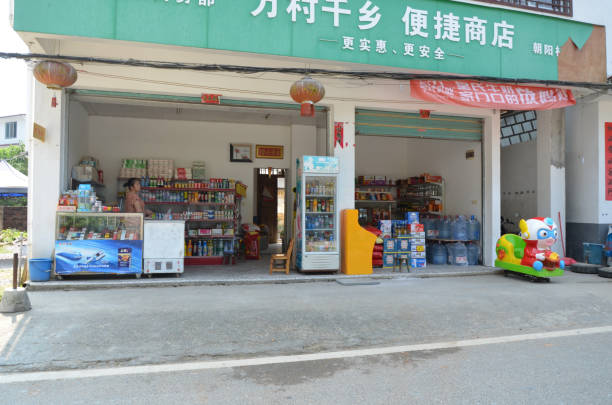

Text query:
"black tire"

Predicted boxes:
[[597, 267, 612, 279], [570, 262, 601, 274]]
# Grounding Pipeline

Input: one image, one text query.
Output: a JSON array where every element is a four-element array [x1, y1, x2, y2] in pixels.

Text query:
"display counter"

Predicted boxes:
[[54, 212, 144, 278]]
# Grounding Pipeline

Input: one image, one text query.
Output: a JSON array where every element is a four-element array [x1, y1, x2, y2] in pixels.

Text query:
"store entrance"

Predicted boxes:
[[355, 108, 485, 268], [256, 168, 286, 249]]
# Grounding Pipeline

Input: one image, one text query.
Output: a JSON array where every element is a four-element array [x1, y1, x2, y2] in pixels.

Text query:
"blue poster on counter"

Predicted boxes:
[[55, 240, 143, 274], [303, 156, 339, 174]]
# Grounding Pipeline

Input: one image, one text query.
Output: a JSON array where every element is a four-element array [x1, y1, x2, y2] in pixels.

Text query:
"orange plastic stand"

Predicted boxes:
[[341, 209, 377, 275]]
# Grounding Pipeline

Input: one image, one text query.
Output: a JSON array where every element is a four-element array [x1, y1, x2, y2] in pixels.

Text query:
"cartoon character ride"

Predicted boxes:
[[495, 217, 564, 279]]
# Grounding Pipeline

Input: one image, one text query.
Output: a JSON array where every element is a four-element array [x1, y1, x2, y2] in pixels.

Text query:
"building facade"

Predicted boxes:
[[0, 114, 26, 148], [11, 0, 609, 267]]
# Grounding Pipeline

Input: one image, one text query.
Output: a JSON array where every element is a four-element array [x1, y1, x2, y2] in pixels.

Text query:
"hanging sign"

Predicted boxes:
[[201, 93, 221, 104], [606, 122, 612, 201], [410, 80, 575, 110], [334, 122, 344, 149], [33, 123, 46, 142]]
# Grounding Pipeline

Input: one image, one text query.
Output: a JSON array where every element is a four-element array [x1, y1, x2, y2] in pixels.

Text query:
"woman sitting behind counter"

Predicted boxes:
[[123, 178, 153, 216]]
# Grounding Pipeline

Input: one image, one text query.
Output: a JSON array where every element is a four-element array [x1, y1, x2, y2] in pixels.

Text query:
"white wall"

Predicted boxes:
[[597, 98, 612, 222], [355, 135, 483, 220], [500, 140, 538, 221], [0, 114, 26, 147], [66, 101, 89, 187], [566, 101, 599, 224], [84, 115, 320, 224]]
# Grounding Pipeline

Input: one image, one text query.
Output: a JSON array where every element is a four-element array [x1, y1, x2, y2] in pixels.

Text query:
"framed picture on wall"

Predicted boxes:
[[230, 143, 252, 162], [256, 145, 284, 159]]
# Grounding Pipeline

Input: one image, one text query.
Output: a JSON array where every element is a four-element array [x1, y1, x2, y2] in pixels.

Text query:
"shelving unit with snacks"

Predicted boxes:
[[354, 180, 397, 225], [397, 178, 444, 218], [125, 178, 244, 266]]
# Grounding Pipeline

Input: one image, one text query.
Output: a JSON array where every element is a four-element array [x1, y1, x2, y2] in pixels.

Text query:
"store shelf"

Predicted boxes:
[[400, 195, 442, 200], [184, 256, 224, 266], [398, 181, 443, 187], [305, 195, 335, 198], [306, 228, 335, 232], [144, 201, 235, 206], [185, 235, 235, 239], [355, 200, 397, 204], [143, 187, 235, 192], [356, 184, 397, 187], [305, 211, 335, 215], [185, 218, 234, 222]]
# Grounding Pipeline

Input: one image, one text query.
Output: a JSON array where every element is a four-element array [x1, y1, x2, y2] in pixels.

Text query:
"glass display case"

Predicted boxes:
[[296, 156, 340, 272], [54, 212, 143, 277]]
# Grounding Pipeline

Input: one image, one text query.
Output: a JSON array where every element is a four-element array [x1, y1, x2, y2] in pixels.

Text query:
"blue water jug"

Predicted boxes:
[[432, 243, 447, 265], [467, 243, 480, 265], [451, 216, 468, 241], [468, 215, 480, 241], [453, 242, 468, 266], [439, 216, 451, 239]]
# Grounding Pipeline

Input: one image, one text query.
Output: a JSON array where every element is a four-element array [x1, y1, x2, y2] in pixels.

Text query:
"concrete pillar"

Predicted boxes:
[[330, 103, 356, 213], [537, 109, 566, 253], [483, 112, 501, 266], [28, 82, 63, 259]]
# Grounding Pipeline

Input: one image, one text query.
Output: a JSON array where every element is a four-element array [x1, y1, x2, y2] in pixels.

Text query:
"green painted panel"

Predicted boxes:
[[14, 0, 594, 81], [356, 108, 482, 141], [70, 89, 326, 111]]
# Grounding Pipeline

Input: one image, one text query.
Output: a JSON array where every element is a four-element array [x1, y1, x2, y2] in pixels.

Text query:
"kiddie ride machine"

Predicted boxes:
[[495, 217, 565, 282]]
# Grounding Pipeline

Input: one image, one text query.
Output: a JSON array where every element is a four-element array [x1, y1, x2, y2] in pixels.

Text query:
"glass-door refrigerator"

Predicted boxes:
[[296, 156, 340, 272]]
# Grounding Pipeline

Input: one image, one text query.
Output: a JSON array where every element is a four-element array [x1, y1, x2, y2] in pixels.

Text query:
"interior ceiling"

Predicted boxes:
[[73, 95, 328, 128]]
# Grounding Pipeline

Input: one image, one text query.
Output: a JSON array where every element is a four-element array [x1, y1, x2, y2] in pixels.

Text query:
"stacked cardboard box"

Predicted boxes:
[[148, 159, 174, 179], [410, 223, 426, 268], [119, 159, 147, 178]]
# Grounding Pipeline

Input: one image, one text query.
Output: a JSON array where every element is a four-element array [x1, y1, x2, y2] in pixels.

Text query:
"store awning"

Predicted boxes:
[[0, 160, 28, 194], [410, 80, 576, 111]]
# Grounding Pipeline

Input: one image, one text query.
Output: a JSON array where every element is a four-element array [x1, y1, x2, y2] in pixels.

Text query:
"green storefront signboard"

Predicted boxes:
[[14, 0, 593, 80]]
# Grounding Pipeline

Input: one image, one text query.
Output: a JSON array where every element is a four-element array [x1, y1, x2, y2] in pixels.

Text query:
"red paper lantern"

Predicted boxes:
[[419, 109, 431, 119], [33, 61, 78, 90], [290, 76, 325, 117]]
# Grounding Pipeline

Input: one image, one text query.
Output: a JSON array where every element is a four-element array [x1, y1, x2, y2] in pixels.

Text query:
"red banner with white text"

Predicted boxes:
[[410, 80, 575, 110]]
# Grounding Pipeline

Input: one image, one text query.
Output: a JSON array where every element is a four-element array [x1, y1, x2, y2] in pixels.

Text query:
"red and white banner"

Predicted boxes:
[[410, 80, 575, 110]]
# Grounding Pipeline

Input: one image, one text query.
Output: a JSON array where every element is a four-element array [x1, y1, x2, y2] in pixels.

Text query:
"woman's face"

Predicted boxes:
[[132, 181, 141, 192]]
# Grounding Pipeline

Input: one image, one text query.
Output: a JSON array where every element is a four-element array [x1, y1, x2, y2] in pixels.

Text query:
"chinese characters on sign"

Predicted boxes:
[[606, 123, 612, 201], [165, 0, 216, 6], [201, 93, 221, 104], [249, 2, 521, 62], [410, 80, 576, 111], [256, 145, 284, 159]]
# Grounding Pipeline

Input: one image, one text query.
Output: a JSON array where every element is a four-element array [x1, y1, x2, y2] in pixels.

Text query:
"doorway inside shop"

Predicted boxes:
[[256, 168, 287, 249]]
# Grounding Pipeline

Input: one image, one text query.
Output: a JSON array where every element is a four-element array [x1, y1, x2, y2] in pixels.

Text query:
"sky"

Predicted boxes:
[[0, 1, 29, 117]]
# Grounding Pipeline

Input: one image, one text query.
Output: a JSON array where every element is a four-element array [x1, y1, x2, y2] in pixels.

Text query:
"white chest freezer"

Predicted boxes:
[[143, 220, 185, 276]]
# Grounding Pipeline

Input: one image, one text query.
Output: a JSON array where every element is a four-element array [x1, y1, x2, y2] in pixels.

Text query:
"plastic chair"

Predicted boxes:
[[270, 239, 294, 275]]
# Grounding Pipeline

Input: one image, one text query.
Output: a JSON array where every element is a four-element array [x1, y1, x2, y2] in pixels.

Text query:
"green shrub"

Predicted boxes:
[[0, 229, 27, 244]]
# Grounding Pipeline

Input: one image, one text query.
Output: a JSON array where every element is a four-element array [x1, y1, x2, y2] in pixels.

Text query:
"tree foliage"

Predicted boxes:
[[0, 143, 28, 175]]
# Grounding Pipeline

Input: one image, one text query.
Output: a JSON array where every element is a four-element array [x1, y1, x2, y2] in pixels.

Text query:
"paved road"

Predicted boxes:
[[1, 272, 611, 403]]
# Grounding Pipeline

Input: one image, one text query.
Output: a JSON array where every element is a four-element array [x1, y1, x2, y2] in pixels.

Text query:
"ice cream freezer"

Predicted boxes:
[[143, 220, 185, 277]]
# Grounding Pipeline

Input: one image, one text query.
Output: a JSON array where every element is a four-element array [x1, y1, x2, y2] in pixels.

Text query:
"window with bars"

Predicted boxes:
[[4, 122, 17, 139], [500, 111, 537, 147], [472, 0, 572, 17]]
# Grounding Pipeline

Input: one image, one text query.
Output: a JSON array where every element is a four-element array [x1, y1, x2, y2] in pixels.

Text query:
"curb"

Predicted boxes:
[[26, 269, 503, 292]]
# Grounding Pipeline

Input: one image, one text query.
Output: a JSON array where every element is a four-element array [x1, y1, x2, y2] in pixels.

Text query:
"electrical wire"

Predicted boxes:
[[2, 52, 611, 91]]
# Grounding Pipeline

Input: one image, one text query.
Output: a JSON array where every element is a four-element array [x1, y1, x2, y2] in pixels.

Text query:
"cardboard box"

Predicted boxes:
[[410, 251, 427, 259], [397, 238, 410, 252], [411, 238, 426, 246], [405, 212, 420, 224], [379, 220, 392, 237], [411, 244, 426, 253], [410, 258, 427, 268], [383, 253, 395, 268], [383, 238, 397, 253], [410, 223, 425, 233]]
